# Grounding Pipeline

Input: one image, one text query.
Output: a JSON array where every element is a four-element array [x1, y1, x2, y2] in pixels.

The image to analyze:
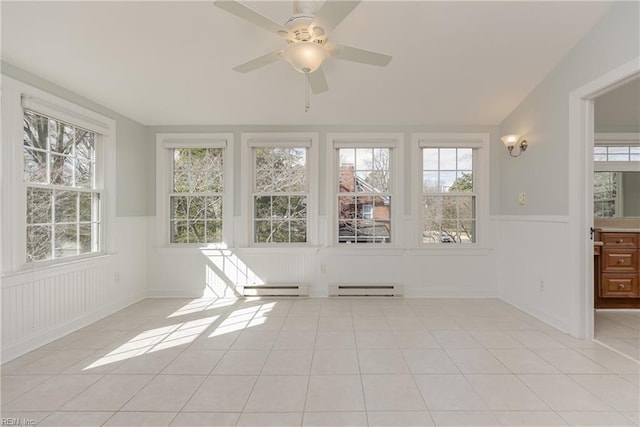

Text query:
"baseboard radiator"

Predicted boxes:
[[240, 284, 309, 297], [329, 283, 404, 297]]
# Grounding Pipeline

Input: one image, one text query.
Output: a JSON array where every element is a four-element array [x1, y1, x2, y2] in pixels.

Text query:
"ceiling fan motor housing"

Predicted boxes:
[[285, 14, 326, 44]]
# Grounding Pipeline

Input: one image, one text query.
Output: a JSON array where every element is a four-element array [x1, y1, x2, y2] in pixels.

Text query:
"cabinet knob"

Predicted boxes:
[[616, 239, 624, 243], [617, 259, 625, 264], [618, 283, 625, 289]]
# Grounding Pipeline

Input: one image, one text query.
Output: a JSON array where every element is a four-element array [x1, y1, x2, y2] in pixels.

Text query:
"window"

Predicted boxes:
[[414, 133, 487, 247], [242, 133, 317, 246], [421, 147, 475, 244], [253, 146, 308, 243], [594, 146, 640, 162], [338, 147, 392, 243], [156, 133, 233, 247], [330, 134, 401, 246], [23, 110, 101, 262], [170, 147, 224, 243], [593, 171, 619, 218]]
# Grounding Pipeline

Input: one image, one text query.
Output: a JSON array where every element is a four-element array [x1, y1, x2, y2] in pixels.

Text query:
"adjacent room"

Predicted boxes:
[[1, 1, 639, 426]]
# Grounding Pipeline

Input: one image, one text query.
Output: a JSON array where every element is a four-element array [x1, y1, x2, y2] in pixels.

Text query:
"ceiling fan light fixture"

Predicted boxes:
[[284, 41, 327, 73]]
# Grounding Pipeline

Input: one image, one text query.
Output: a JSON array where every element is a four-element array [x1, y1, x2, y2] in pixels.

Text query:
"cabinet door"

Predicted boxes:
[[601, 249, 638, 272], [600, 274, 638, 297]]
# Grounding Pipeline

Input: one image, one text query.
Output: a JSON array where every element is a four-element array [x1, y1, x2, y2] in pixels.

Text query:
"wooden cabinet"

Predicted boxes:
[[596, 231, 640, 308]]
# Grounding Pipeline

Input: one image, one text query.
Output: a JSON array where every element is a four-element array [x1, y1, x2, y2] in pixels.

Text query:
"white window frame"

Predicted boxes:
[[155, 133, 234, 248], [1, 76, 116, 273], [241, 132, 319, 248], [327, 133, 403, 248], [412, 133, 489, 249]]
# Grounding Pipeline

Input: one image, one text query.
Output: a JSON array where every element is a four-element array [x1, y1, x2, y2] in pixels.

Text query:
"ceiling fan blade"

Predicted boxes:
[[214, 0, 291, 37], [309, 67, 329, 94], [233, 50, 284, 73], [325, 43, 392, 67], [309, 0, 360, 35]]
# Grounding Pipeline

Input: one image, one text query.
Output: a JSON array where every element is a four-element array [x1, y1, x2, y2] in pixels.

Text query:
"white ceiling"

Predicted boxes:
[[1, 1, 612, 126]]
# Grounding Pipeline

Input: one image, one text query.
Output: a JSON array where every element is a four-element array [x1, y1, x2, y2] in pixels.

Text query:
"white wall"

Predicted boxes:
[[496, 2, 640, 335]]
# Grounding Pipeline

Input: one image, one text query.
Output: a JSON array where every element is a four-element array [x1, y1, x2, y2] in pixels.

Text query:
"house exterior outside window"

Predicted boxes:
[[329, 133, 402, 247]]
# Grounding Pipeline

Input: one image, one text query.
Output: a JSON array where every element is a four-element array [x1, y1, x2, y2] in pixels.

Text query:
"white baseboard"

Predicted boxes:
[[1, 293, 145, 363]]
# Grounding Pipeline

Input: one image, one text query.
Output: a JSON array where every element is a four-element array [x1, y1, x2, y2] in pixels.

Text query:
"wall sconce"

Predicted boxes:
[[501, 134, 528, 158]]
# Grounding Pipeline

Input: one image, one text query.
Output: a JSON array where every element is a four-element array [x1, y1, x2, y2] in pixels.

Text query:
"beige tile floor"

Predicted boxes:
[[1, 298, 639, 426], [595, 310, 640, 361]]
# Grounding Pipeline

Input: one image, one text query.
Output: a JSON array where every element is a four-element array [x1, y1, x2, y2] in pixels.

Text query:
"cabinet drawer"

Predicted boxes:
[[601, 249, 638, 272], [601, 233, 638, 248], [601, 274, 638, 297]]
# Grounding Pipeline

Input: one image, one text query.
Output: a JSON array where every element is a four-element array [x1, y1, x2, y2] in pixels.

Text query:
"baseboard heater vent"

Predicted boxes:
[[240, 284, 309, 297], [329, 283, 403, 297]]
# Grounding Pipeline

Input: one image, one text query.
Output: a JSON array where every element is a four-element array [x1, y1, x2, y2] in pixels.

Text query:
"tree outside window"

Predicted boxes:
[[253, 147, 308, 243], [422, 148, 475, 244], [24, 111, 100, 262], [170, 147, 224, 243]]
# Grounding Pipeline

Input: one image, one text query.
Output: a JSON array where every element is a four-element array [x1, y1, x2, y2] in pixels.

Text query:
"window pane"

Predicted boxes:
[[594, 147, 607, 154], [205, 220, 222, 243], [423, 148, 438, 170], [289, 196, 307, 219], [271, 196, 289, 217], [24, 147, 48, 183], [206, 196, 223, 220], [255, 220, 271, 243], [255, 196, 272, 219], [189, 221, 206, 242], [50, 154, 74, 186], [188, 196, 205, 220], [440, 149, 457, 169], [55, 191, 78, 223], [355, 148, 372, 170], [78, 193, 96, 222], [79, 224, 93, 254], [54, 224, 78, 258], [171, 196, 188, 220], [27, 225, 52, 262], [171, 221, 188, 243], [24, 112, 49, 151], [439, 171, 456, 192], [173, 171, 190, 192], [608, 147, 628, 154], [75, 160, 93, 188], [48, 120, 75, 155], [457, 149, 473, 169], [290, 221, 307, 243], [608, 154, 628, 161], [75, 130, 95, 161], [423, 171, 439, 192], [27, 187, 52, 224]]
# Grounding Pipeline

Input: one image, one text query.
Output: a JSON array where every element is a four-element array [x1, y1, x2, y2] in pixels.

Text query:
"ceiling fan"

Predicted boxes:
[[213, 0, 392, 97]]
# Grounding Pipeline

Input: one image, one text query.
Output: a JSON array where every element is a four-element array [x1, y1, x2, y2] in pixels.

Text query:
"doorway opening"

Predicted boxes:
[[570, 58, 639, 357]]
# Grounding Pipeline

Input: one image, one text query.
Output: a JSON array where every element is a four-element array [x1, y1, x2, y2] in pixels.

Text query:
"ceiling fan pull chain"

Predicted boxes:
[[305, 70, 310, 112]]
